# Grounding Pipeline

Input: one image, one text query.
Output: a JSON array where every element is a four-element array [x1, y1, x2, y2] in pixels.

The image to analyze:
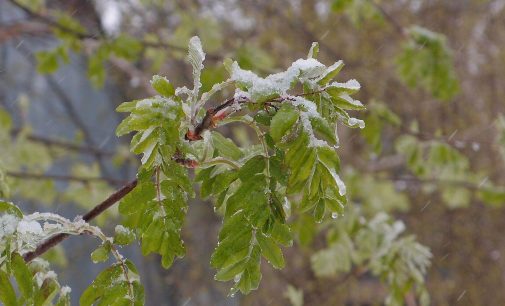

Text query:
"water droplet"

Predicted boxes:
[[234, 275, 240, 282], [331, 212, 339, 219]]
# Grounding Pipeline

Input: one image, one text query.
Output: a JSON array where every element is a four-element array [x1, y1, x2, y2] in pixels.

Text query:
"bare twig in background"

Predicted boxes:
[[11, 128, 115, 157], [366, 0, 406, 36], [0, 21, 50, 44], [6, 170, 127, 186]]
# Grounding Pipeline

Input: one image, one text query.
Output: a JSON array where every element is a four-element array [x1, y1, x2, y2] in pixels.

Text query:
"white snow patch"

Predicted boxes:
[[115, 225, 130, 235], [0, 214, 19, 237], [231, 58, 325, 101], [17, 220, 43, 235], [61, 286, 72, 295], [348, 117, 365, 129], [35, 270, 57, 287]]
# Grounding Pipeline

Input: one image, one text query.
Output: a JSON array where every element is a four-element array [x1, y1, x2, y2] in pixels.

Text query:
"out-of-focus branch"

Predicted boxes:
[[6, 171, 127, 186], [10, 128, 115, 156], [366, 0, 406, 37], [0, 21, 50, 44], [23, 179, 138, 262], [108, 57, 157, 96], [6, 0, 223, 61], [6, 0, 97, 40], [381, 175, 484, 191]]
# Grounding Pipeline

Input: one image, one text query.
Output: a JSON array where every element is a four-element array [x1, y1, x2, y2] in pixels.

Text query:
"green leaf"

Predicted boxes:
[[317, 60, 344, 85], [120, 177, 188, 269], [329, 93, 365, 111], [87, 52, 106, 88], [309, 116, 337, 145], [307, 42, 319, 59], [257, 232, 285, 269], [188, 36, 205, 103], [0, 200, 23, 217], [232, 245, 262, 295], [91, 243, 111, 263], [111, 34, 142, 61], [151, 75, 175, 97], [479, 186, 505, 206], [80, 260, 143, 306], [214, 257, 249, 282], [35, 51, 59, 74], [212, 132, 243, 160], [34, 278, 60, 306], [0, 270, 17, 306], [238, 155, 266, 181], [270, 105, 300, 143], [396, 26, 459, 100], [12, 253, 34, 299], [271, 222, 293, 247]]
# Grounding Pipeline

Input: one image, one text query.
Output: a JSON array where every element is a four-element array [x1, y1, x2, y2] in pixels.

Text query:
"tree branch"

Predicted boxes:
[[11, 128, 115, 157], [6, 0, 223, 61], [23, 179, 138, 262], [381, 175, 484, 191], [185, 90, 327, 141], [366, 0, 406, 37], [6, 171, 127, 186]]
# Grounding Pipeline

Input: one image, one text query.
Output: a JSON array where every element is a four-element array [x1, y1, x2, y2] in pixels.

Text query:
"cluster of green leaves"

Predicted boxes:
[[395, 134, 505, 207], [87, 35, 143, 88], [80, 259, 143, 306], [114, 39, 205, 270], [0, 252, 71, 306], [396, 26, 459, 100], [31, 7, 142, 88], [330, 4, 460, 101], [0, 199, 144, 305], [0, 202, 70, 306], [331, 0, 383, 26], [310, 209, 431, 306], [114, 38, 366, 294]]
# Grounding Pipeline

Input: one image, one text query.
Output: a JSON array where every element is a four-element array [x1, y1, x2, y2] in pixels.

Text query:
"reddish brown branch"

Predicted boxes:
[[23, 179, 138, 262], [184, 89, 324, 141]]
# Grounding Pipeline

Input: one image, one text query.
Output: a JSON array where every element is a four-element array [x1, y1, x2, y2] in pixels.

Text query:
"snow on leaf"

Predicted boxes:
[[188, 36, 205, 105]]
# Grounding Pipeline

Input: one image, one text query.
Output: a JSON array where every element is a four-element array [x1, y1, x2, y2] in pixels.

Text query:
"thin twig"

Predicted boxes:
[[6, 171, 127, 186], [11, 128, 115, 156], [186, 89, 329, 141], [6, 0, 97, 40], [23, 179, 138, 262], [7, 0, 223, 61], [382, 175, 483, 191], [366, 0, 406, 37]]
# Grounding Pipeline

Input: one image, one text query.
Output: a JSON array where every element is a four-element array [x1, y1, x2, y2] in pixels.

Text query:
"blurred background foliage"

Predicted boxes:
[[0, 0, 504, 305]]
